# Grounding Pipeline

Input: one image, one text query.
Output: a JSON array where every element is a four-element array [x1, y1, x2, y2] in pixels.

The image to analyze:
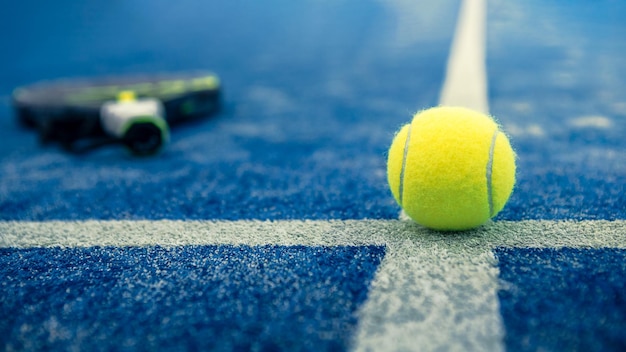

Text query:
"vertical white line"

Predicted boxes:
[[351, 238, 505, 352], [355, 1, 505, 350], [439, 0, 489, 114]]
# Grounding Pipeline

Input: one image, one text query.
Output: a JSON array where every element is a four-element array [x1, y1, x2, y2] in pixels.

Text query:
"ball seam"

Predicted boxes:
[[486, 129, 499, 217], [398, 122, 413, 207]]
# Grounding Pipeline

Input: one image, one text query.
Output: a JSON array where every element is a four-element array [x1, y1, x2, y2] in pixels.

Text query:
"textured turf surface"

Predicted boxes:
[[1, 0, 625, 350], [3, 220, 625, 351], [496, 247, 626, 351], [0, 245, 385, 351], [0, 1, 625, 222]]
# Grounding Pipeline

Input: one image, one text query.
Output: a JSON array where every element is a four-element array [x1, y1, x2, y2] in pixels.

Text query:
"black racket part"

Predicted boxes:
[[12, 71, 221, 152], [61, 129, 162, 156]]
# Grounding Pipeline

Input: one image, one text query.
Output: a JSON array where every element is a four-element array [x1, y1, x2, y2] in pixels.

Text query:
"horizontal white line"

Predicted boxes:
[[1, 220, 625, 248], [352, 230, 504, 351], [2, 219, 624, 352]]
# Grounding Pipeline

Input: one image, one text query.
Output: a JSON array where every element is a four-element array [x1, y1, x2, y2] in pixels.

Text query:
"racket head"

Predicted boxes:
[[12, 71, 221, 144]]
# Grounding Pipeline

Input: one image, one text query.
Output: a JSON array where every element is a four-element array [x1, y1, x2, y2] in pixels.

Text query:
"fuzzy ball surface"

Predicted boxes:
[[387, 106, 516, 231]]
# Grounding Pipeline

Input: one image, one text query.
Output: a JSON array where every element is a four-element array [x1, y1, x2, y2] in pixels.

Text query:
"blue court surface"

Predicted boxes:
[[1, 0, 625, 351]]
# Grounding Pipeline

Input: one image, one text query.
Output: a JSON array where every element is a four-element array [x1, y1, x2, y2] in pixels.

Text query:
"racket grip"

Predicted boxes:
[[100, 96, 169, 155]]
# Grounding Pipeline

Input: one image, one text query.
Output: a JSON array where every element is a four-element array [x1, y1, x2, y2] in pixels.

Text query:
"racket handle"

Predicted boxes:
[[100, 92, 169, 155]]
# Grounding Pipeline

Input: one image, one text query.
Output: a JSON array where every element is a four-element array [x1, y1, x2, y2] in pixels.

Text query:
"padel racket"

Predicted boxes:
[[12, 71, 221, 155]]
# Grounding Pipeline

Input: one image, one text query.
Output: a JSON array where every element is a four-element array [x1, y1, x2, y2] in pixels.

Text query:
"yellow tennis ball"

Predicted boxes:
[[387, 106, 516, 231]]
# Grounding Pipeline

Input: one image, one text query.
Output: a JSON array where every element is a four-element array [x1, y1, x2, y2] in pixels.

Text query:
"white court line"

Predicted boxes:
[[0, 3, 616, 351], [364, 0, 494, 349], [2, 219, 625, 352], [439, 0, 489, 114], [2, 220, 626, 249], [363, 0, 499, 349], [2, 220, 626, 351]]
